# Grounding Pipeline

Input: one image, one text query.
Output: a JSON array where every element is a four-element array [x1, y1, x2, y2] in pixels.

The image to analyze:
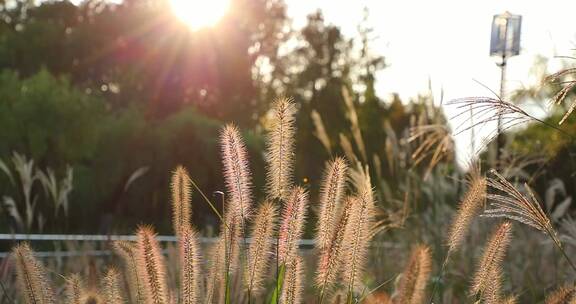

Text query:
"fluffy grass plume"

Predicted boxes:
[[102, 268, 124, 304], [316, 196, 354, 293], [394, 245, 432, 304], [112, 240, 145, 303], [81, 291, 103, 304], [266, 97, 296, 200], [281, 255, 304, 304], [342, 164, 376, 293], [545, 285, 576, 304], [447, 163, 486, 255], [484, 169, 555, 235], [171, 165, 192, 235], [246, 201, 278, 295], [221, 124, 253, 220], [65, 273, 83, 304], [12, 242, 55, 304], [136, 226, 169, 304], [206, 213, 241, 303], [179, 225, 202, 304], [316, 157, 348, 251], [471, 221, 512, 297], [205, 239, 225, 304], [278, 186, 309, 265]]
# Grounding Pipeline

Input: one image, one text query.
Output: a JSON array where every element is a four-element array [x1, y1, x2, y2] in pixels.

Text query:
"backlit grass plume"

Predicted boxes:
[[483, 169, 576, 272], [205, 238, 226, 304], [316, 196, 354, 301], [471, 221, 512, 298], [545, 285, 576, 304], [342, 163, 377, 294], [221, 124, 253, 218], [246, 201, 278, 297], [447, 163, 486, 256], [394, 245, 431, 304], [65, 273, 83, 304], [179, 225, 202, 304], [316, 157, 348, 251], [278, 186, 308, 265], [12, 242, 55, 304], [171, 165, 192, 235], [102, 268, 124, 304], [112, 240, 144, 304], [136, 226, 169, 304], [266, 97, 296, 200], [281, 255, 304, 304]]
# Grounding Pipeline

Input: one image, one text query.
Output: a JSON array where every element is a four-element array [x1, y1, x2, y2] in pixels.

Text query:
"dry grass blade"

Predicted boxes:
[[311, 110, 332, 154], [544, 285, 576, 304], [546, 66, 576, 125], [102, 268, 124, 304], [408, 124, 454, 176], [12, 242, 55, 304], [280, 255, 304, 304], [65, 273, 83, 304], [136, 226, 169, 304], [278, 187, 308, 265], [342, 87, 367, 162], [394, 245, 432, 304], [112, 240, 145, 303], [179, 225, 202, 304], [266, 97, 296, 200], [470, 222, 512, 297], [171, 165, 192, 236], [246, 201, 278, 296], [446, 163, 486, 256], [316, 157, 348, 251]]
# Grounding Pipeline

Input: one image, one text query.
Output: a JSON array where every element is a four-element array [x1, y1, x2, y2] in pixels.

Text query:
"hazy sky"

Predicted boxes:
[[287, 0, 576, 164]]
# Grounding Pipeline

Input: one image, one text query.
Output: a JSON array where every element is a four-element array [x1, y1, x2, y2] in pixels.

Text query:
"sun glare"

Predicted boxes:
[[170, 0, 230, 30]]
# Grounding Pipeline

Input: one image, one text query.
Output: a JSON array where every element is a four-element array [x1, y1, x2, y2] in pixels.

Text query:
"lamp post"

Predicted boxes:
[[489, 12, 521, 164]]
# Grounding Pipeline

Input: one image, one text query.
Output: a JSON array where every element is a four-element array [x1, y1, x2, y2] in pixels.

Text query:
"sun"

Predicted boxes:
[[170, 0, 230, 30]]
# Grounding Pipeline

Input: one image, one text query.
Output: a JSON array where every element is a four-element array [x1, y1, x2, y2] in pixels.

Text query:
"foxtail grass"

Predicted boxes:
[[12, 243, 55, 304], [179, 225, 202, 304], [316, 157, 348, 251], [316, 196, 354, 303], [395, 245, 431, 304], [470, 222, 512, 299], [102, 268, 124, 304], [265, 97, 296, 200], [171, 165, 192, 236], [64, 274, 83, 304], [113, 240, 145, 303], [245, 201, 278, 299], [343, 163, 377, 298], [280, 255, 303, 304], [136, 226, 169, 304], [545, 285, 576, 304]]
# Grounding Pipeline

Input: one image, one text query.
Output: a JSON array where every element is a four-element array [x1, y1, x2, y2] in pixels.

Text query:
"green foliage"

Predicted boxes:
[[0, 69, 104, 167]]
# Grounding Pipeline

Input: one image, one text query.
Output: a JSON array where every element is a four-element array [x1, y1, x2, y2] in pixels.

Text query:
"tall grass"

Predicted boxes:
[[8, 94, 576, 304]]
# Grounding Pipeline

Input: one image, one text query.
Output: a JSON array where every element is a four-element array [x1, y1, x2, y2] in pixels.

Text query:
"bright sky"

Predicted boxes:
[[287, 0, 576, 165]]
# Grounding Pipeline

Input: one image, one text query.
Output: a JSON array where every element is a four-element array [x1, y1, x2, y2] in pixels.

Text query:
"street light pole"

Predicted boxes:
[[490, 12, 521, 166]]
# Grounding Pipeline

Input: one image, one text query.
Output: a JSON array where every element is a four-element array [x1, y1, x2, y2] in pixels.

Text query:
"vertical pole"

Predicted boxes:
[[496, 54, 506, 163], [494, 17, 508, 167]]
